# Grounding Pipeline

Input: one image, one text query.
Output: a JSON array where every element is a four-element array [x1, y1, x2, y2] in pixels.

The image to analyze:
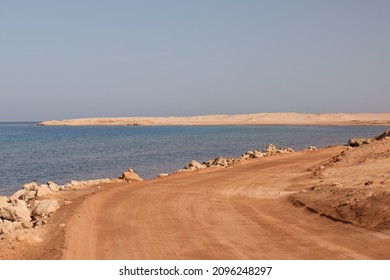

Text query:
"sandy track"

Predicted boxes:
[[62, 147, 390, 259]]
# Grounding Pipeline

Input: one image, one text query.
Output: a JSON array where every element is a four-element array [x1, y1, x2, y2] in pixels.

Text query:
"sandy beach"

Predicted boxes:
[[1, 130, 390, 259], [38, 112, 390, 126]]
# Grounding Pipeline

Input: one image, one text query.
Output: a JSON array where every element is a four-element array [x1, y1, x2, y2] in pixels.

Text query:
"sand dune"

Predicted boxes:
[[38, 112, 390, 126]]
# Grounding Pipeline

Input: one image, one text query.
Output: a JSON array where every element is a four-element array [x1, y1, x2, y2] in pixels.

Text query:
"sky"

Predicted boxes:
[[1, 0, 389, 121]]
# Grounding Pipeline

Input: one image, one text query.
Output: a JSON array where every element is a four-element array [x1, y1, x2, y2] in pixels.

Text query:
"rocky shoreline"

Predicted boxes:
[[1, 129, 389, 247], [0, 142, 298, 239]]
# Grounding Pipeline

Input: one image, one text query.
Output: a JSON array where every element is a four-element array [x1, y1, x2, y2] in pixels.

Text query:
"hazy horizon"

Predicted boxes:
[[1, 1, 390, 121]]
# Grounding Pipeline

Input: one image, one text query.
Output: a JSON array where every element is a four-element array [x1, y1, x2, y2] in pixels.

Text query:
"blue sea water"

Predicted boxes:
[[0, 122, 388, 195]]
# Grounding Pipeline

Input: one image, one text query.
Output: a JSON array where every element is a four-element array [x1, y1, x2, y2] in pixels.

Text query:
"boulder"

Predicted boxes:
[[31, 199, 59, 218], [69, 180, 82, 186], [0, 220, 15, 234], [226, 157, 240, 165], [47, 181, 60, 192], [239, 153, 250, 160], [306, 146, 317, 151], [348, 138, 373, 147], [157, 173, 169, 178], [120, 168, 143, 182], [0, 199, 31, 223], [183, 160, 205, 171], [9, 189, 36, 202], [23, 182, 39, 191], [212, 157, 228, 167], [36, 185, 52, 197], [253, 150, 263, 158], [374, 130, 390, 141], [277, 147, 295, 154], [202, 159, 214, 167], [263, 144, 278, 154], [0, 196, 9, 206], [241, 150, 264, 160]]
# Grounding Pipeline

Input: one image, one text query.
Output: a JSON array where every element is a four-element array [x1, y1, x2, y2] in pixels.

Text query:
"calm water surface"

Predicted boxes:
[[0, 123, 388, 195]]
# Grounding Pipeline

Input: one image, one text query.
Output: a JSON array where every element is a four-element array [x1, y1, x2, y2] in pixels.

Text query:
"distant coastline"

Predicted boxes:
[[38, 112, 390, 126]]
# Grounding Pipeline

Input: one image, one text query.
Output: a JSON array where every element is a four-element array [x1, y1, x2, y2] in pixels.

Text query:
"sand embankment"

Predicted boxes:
[[38, 112, 390, 126]]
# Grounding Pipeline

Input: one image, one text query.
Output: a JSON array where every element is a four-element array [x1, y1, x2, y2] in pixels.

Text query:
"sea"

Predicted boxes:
[[0, 122, 388, 196]]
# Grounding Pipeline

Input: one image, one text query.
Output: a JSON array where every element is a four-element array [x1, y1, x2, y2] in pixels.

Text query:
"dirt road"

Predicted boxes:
[[62, 147, 390, 259]]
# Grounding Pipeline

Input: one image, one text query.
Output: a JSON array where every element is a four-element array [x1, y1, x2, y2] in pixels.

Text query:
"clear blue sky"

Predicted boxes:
[[1, 1, 389, 121]]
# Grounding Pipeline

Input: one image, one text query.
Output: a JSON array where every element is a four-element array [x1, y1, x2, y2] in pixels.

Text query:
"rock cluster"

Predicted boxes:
[[0, 193, 59, 235], [0, 177, 121, 236], [348, 129, 390, 147], [348, 138, 373, 147], [374, 129, 390, 141], [179, 144, 294, 173]]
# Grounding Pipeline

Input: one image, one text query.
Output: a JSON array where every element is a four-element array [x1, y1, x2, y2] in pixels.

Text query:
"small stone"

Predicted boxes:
[[31, 236, 43, 243], [22, 222, 33, 229], [63, 200, 72, 206], [16, 234, 27, 242]]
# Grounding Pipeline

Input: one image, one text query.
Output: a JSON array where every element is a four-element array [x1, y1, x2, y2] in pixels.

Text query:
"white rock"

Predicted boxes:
[[0, 196, 9, 207], [263, 144, 278, 154], [184, 160, 205, 170], [0, 199, 31, 223], [47, 181, 60, 192], [23, 182, 39, 191], [9, 190, 36, 202], [0, 220, 15, 234], [31, 199, 60, 218], [212, 157, 228, 167], [36, 185, 52, 197], [253, 150, 264, 158], [119, 169, 143, 182]]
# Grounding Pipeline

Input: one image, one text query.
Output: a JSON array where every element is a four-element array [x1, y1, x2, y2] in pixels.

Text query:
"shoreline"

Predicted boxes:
[[37, 112, 390, 126], [1, 130, 390, 259]]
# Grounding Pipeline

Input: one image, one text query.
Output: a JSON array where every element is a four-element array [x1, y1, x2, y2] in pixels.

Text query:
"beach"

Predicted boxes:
[[38, 112, 390, 126], [1, 129, 390, 259]]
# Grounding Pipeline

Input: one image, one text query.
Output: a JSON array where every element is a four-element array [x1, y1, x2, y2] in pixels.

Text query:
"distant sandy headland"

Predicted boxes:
[[38, 112, 390, 126]]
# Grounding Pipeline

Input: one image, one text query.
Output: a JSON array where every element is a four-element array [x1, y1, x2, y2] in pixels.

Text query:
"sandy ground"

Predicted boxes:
[[2, 136, 390, 260], [38, 112, 390, 126]]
